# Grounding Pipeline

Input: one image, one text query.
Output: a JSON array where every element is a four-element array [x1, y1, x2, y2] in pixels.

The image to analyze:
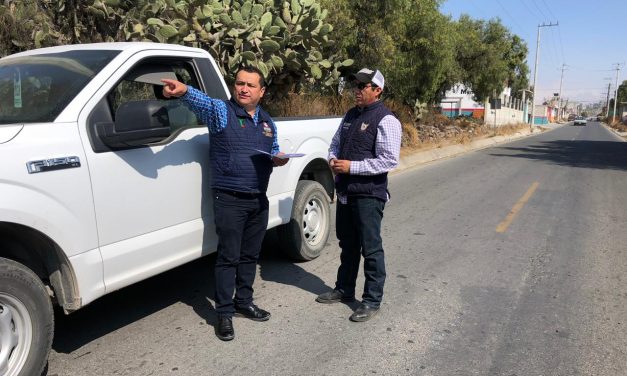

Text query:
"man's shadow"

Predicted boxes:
[[178, 228, 344, 337], [258, 228, 361, 311]]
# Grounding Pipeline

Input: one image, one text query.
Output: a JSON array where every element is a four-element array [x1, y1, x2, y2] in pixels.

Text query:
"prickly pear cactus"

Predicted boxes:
[[2, 0, 352, 95], [120, 0, 353, 95]]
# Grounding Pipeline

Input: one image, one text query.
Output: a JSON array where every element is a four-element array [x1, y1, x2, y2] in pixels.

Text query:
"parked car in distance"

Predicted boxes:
[[574, 116, 587, 126], [567, 113, 576, 121]]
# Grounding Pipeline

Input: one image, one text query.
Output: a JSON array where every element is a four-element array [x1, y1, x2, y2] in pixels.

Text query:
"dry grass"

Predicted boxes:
[[268, 94, 532, 152], [608, 122, 627, 132], [265, 93, 353, 117]]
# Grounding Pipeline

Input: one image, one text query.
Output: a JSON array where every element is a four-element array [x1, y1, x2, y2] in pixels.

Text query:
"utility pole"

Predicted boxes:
[[605, 82, 612, 118], [558, 64, 567, 121], [611, 63, 622, 124], [603, 76, 613, 118], [530, 22, 558, 129]]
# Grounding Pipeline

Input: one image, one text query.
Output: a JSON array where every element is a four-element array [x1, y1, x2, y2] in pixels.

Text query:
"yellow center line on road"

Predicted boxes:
[[496, 182, 540, 233]]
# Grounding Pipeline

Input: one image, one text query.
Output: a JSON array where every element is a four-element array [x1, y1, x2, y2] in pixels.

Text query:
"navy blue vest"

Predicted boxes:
[[336, 100, 393, 202], [209, 98, 275, 193]]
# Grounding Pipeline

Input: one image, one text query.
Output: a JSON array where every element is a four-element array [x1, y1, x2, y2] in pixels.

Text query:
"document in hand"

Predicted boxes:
[[274, 153, 305, 159], [253, 149, 305, 159]]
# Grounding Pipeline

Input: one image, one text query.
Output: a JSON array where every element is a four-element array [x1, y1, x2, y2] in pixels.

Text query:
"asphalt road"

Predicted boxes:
[[47, 121, 627, 376]]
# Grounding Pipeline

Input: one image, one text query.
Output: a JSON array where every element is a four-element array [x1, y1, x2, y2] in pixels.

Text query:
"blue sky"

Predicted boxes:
[[439, 0, 626, 106]]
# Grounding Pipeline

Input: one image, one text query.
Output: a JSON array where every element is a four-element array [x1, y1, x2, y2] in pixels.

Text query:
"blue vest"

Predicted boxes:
[[336, 100, 393, 202], [209, 98, 275, 193]]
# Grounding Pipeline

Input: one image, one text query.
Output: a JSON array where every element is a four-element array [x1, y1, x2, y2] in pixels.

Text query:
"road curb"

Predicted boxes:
[[601, 123, 627, 142]]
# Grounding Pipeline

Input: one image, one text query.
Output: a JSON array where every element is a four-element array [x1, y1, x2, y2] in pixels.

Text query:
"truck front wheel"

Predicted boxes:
[[278, 180, 331, 261], [0, 257, 53, 376]]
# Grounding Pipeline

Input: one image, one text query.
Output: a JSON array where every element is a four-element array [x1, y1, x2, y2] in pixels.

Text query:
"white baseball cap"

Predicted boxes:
[[349, 68, 385, 89]]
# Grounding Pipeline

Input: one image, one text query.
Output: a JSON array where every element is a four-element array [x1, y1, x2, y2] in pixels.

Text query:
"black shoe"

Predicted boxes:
[[349, 304, 379, 322], [216, 316, 234, 341], [235, 304, 271, 321], [316, 289, 356, 304]]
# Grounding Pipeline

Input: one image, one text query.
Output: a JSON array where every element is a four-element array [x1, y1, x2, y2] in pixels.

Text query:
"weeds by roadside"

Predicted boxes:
[[607, 121, 627, 133], [267, 94, 533, 153]]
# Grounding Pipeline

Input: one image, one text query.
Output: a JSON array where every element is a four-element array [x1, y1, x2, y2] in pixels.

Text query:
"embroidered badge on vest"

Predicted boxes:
[[360, 122, 370, 131], [238, 118, 245, 128], [262, 122, 273, 137]]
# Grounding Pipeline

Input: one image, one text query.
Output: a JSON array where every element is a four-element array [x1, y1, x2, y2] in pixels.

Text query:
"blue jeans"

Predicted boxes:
[[212, 189, 269, 316], [335, 197, 386, 308]]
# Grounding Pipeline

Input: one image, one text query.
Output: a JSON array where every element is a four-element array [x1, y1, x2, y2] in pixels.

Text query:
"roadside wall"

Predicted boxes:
[[440, 83, 529, 126], [485, 100, 526, 126]]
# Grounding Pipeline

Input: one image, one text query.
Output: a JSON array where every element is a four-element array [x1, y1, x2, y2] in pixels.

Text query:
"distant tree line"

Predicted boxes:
[[0, 0, 530, 106]]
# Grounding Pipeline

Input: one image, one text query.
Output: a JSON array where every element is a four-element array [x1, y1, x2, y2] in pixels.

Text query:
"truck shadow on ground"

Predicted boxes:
[[258, 228, 332, 297], [51, 235, 330, 355], [489, 140, 627, 171]]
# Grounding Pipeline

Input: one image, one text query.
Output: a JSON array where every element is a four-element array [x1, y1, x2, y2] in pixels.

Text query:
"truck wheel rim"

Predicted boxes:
[[0, 294, 32, 376], [302, 195, 327, 247]]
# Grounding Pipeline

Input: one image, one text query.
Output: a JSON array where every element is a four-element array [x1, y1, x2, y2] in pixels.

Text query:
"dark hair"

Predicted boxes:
[[236, 65, 266, 87]]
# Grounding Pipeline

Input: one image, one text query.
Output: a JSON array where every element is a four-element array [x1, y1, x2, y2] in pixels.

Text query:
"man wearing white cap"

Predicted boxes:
[[316, 68, 402, 322]]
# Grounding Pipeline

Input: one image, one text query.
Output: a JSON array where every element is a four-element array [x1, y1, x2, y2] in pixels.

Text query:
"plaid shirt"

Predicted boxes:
[[329, 112, 402, 203], [182, 86, 280, 155]]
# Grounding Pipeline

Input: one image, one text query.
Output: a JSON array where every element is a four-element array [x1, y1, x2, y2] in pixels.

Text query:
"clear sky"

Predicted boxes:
[[439, 0, 626, 107]]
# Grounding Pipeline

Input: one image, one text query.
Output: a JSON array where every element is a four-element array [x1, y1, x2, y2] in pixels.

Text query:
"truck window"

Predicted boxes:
[[0, 50, 119, 124], [107, 60, 203, 133]]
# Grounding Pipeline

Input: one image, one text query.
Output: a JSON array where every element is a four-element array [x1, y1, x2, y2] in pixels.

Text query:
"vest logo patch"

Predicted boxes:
[[238, 118, 245, 128], [262, 122, 273, 137], [360, 122, 370, 131]]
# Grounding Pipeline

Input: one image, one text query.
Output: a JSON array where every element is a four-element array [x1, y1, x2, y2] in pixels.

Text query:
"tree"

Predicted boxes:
[[453, 15, 528, 102], [0, 0, 353, 97], [617, 80, 627, 105], [320, 0, 456, 104], [505, 35, 529, 99], [389, 0, 456, 104]]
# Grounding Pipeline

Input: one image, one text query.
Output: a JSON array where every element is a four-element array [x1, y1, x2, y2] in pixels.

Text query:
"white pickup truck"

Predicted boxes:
[[0, 42, 340, 376]]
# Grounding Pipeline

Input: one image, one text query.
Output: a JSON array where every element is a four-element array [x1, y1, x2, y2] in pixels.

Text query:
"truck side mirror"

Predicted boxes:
[[96, 100, 171, 148]]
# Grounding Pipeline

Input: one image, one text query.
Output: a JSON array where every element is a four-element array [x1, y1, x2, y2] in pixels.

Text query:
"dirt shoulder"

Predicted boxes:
[[395, 123, 552, 174], [605, 122, 627, 140]]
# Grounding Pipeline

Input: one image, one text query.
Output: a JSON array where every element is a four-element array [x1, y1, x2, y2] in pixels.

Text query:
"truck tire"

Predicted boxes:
[[0, 257, 53, 376], [278, 180, 331, 261]]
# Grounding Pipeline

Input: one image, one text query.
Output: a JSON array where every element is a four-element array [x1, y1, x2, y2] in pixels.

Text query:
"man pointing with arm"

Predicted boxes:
[[162, 66, 287, 341]]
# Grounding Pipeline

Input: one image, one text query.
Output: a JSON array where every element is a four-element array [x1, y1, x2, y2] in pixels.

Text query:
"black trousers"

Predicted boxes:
[[212, 189, 269, 317], [335, 197, 386, 308]]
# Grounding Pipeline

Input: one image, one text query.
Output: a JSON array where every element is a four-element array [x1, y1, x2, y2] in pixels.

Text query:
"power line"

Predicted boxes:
[[494, 0, 526, 34], [556, 24, 566, 65], [546, 27, 561, 69], [535, 0, 568, 79], [561, 88, 616, 91], [530, 0, 549, 20], [464, 0, 484, 17], [562, 65, 616, 72], [519, 0, 541, 21], [539, 0, 558, 20]]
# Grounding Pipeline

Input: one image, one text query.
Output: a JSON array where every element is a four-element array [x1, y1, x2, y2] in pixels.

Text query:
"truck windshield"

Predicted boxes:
[[0, 50, 119, 124]]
